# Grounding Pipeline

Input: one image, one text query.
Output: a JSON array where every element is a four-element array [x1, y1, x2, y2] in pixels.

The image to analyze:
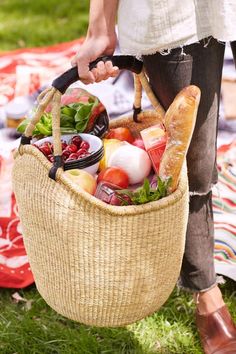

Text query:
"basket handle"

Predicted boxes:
[[22, 55, 165, 139], [20, 55, 164, 180], [51, 55, 164, 121], [133, 72, 165, 121], [22, 55, 143, 141], [52, 55, 143, 94]]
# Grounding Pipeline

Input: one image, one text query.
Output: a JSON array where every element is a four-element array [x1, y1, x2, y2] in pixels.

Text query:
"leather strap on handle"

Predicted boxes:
[[52, 55, 143, 94]]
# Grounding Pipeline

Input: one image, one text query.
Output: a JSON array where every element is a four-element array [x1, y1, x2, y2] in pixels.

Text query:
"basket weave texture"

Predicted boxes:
[[12, 73, 189, 327]]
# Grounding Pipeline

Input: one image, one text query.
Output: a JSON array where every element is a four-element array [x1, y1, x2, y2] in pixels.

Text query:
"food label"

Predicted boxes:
[[141, 124, 167, 173], [147, 142, 166, 173]]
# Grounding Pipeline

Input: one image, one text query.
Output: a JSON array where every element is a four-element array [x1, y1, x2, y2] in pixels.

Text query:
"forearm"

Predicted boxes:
[[87, 0, 118, 37], [72, 0, 119, 83]]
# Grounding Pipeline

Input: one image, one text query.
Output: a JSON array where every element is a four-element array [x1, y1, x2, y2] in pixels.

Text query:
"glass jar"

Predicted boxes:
[[5, 96, 32, 129]]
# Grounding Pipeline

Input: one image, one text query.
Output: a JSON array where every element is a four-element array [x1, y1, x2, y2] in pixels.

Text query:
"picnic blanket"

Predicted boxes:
[[213, 141, 236, 281], [0, 40, 236, 288], [0, 39, 84, 288]]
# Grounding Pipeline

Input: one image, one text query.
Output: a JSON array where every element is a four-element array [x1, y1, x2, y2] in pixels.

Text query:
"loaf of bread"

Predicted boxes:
[[159, 85, 201, 192]]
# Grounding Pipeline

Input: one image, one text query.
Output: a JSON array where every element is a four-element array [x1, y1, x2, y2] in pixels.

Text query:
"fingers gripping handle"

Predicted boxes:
[[52, 55, 143, 94]]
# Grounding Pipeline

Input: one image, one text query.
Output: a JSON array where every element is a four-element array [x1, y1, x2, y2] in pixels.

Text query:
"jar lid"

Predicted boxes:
[[5, 96, 32, 120]]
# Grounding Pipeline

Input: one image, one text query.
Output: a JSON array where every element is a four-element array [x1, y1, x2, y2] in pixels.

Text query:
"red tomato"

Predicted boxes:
[[97, 167, 129, 189], [106, 127, 134, 144]]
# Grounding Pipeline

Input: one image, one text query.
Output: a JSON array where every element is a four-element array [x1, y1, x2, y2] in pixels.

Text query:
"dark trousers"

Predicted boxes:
[[143, 38, 236, 292]]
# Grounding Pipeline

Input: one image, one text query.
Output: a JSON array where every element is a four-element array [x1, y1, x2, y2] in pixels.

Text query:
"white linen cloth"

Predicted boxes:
[[117, 0, 236, 56]]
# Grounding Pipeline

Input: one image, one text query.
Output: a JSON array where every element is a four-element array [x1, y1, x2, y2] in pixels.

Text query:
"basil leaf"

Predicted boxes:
[[74, 103, 94, 132], [157, 176, 166, 197], [75, 119, 89, 133], [149, 191, 161, 202], [60, 114, 75, 128], [143, 178, 150, 195], [69, 102, 84, 110], [74, 103, 93, 123]]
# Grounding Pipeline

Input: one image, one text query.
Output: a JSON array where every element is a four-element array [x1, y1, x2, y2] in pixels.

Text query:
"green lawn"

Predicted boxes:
[[0, 281, 235, 354], [0, 1, 236, 353], [0, 0, 89, 51]]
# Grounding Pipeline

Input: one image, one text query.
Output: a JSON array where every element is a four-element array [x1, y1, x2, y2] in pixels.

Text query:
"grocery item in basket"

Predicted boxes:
[[97, 167, 129, 189], [108, 143, 152, 184], [99, 138, 125, 170], [63, 169, 97, 195], [17, 88, 108, 138], [116, 175, 171, 205], [36, 136, 92, 163], [132, 138, 146, 150], [95, 181, 127, 205], [140, 124, 167, 173], [105, 127, 134, 143], [34, 133, 103, 175], [159, 85, 201, 192]]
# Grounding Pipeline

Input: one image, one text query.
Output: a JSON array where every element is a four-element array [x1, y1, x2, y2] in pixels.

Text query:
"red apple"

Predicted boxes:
[[97, 167, 129, 189], [64, 169, 97, 195], [132, 138, 146, 150], [105, 127, 134, 143]]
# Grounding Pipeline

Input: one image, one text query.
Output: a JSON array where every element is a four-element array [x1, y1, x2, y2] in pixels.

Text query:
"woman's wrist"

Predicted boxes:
[[87, 27, 115, 40]]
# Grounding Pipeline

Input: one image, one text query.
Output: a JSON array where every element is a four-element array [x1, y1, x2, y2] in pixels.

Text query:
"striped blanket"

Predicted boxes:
[[213, 141, 236, 281]]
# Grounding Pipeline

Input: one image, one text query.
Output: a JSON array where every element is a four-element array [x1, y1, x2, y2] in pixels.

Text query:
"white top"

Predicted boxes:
[[117, 0, 236, 56]]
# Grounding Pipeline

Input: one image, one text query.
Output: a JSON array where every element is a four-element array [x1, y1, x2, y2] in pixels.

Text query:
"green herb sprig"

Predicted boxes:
[[116, 176, 172, 206]]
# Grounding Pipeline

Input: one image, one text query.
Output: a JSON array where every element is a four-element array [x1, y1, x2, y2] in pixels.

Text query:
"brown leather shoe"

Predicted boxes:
[[196, 305, 236, 354]]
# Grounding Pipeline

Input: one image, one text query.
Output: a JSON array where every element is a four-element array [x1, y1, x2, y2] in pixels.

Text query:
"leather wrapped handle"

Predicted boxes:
[[52, 55, 143, 94]]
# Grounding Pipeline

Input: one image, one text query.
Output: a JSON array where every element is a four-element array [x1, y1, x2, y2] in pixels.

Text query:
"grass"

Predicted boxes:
[[0, 1, 236, 353], [0, 281, 235, 353], [0, 0, 89, 51]]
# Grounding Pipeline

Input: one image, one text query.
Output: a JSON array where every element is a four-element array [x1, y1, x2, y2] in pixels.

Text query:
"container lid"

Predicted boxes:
[[5, 96, 32, 119]]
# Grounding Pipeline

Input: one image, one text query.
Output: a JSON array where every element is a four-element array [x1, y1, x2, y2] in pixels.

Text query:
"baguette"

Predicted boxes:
[[159, 85, 201, 192]]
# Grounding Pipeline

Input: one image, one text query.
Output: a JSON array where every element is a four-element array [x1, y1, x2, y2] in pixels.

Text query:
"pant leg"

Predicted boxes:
[[230, 41, 236, 62], [143, 37, 225, 292]]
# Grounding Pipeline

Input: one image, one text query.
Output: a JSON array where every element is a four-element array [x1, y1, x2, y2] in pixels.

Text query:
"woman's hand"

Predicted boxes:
[[72, 0, 119, 84], [71, 32, 119, 85]]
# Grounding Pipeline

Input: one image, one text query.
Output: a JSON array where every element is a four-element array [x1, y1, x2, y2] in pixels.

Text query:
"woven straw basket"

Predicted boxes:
[[12, 56, 189, 327]]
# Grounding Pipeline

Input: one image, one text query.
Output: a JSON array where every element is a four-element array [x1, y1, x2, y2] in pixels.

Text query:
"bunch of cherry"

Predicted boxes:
[[36, 136, 91, 163]]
